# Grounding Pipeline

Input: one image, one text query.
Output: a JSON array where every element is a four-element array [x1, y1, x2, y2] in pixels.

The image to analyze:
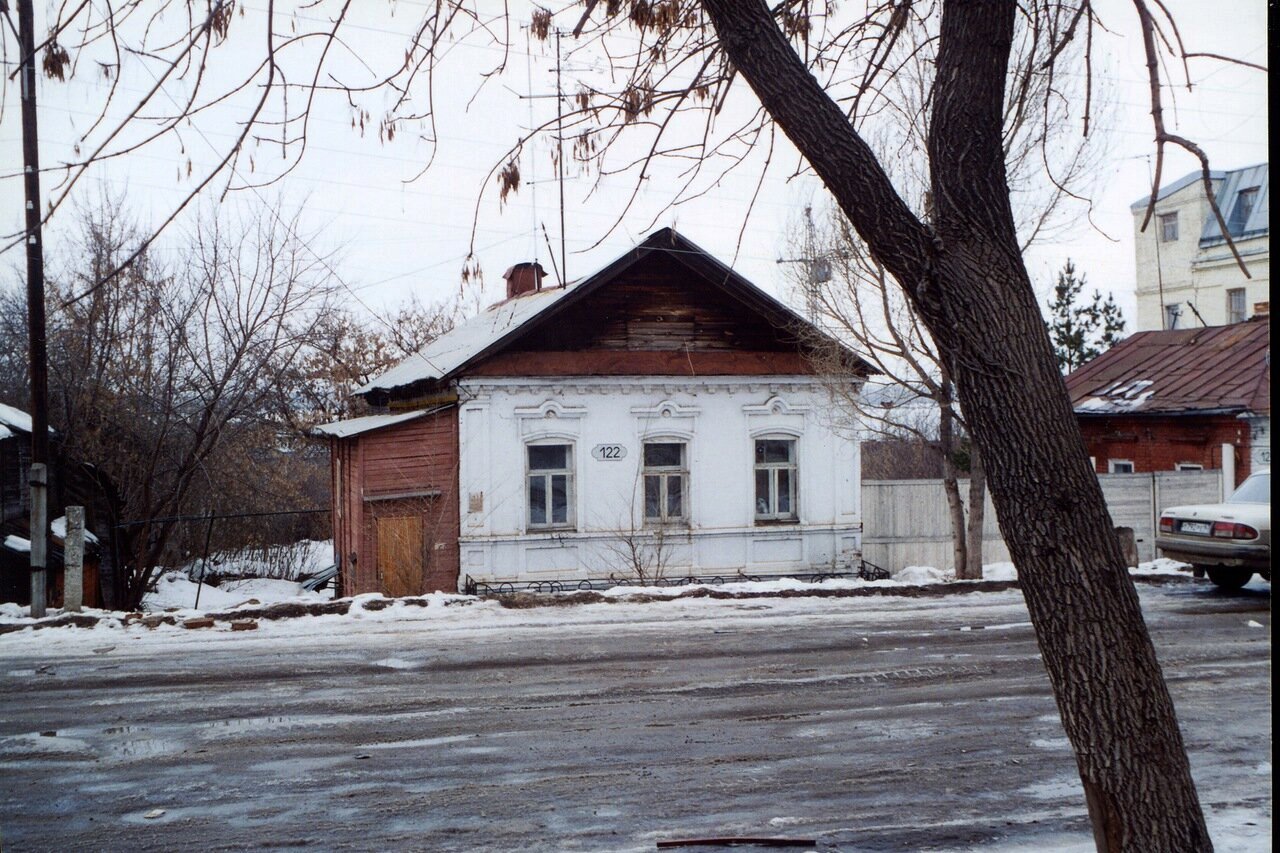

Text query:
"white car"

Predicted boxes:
[[1157, 471, 1271, 590]]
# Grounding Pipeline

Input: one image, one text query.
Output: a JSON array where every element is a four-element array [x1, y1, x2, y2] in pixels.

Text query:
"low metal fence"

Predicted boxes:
[[463, 558, 890, 596]]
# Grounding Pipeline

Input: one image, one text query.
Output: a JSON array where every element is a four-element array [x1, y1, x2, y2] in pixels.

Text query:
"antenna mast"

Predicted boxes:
[[556, 29, 567, 285]]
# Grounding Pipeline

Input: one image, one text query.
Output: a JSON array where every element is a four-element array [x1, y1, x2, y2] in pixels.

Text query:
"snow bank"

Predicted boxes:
[[1131, 557, 1191, 576], [983, 562, 1018, 581], [143, 572, 330, 614], [596, 575, 881, 598], [895, 565, 953, 584]]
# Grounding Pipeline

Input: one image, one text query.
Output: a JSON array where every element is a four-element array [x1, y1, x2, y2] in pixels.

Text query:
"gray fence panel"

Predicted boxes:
[[863, 470, 1223, 570]]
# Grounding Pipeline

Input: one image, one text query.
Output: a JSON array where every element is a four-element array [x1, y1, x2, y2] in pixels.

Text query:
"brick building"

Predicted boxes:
[[1065, 319, 1270, 493], [315, 229, 869, 597]]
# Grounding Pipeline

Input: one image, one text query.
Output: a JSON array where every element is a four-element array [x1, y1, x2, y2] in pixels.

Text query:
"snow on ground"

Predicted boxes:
[[143, 572, 332, 614], [0, 555, 1195, 629]]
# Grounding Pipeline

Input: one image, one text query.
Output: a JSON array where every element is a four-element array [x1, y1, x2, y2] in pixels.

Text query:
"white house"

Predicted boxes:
[[314, 229, 869, 596], [1132, 163, 1269, 331]]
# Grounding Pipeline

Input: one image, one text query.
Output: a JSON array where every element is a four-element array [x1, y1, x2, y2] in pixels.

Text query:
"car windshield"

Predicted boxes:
[[1227, 472, 1270, 504]]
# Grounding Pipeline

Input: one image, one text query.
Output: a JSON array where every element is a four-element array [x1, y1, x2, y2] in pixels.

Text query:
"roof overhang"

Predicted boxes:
[[310, 404, 452, 439]]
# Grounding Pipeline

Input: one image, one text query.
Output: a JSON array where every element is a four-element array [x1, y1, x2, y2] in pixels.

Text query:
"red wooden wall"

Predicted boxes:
[[331, 406, 460, 596]]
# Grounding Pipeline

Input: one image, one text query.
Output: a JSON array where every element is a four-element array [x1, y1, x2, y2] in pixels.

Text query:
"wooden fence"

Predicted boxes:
[[861, 470, 1224, 570]]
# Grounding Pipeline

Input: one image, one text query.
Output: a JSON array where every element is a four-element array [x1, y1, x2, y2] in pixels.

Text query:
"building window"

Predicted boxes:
[[527, 443, 573, 529], [1108, 459, 1135, 474], [1175, 462, 1204, 472], [1227, 288, 1247, 324], [1158, 212, 1179, 242], [755, 438, 798, 522], [643, 442, 687, 525], [1164, 303, 1181, 330], [1227, 186, 1259, 236]]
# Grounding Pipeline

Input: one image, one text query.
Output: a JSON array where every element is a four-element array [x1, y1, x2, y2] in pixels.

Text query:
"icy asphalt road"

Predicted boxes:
[[0, 580, 1271, 852]]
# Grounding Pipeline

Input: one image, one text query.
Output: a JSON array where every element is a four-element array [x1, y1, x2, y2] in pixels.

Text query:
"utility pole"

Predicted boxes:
[[17, 0, 52, 617]]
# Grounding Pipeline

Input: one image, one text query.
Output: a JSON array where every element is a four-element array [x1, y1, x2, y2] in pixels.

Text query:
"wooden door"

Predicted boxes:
[[376, 515, 424, 598]]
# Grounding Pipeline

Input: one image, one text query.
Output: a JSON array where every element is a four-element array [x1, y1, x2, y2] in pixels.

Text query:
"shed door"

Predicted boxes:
[[376, 515, 425, 598]]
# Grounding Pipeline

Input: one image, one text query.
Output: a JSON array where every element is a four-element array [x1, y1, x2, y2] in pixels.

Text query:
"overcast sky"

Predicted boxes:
[[0, 1, 1268, 328]]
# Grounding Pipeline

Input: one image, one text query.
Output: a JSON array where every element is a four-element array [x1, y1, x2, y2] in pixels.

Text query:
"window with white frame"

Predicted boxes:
[[1159, 212, 1179, 242], [1175, 462, 1204, 472], [1164, 303, 1181, 330], [643, 441, 687, 524], [754, 438, 798, 522], [1227, 288, 1247, 324], [527, 443, 574, 529], [1108, 459, 1135, 474]]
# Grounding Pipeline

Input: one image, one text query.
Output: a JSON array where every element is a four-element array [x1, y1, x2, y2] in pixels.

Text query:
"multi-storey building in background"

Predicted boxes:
[[1132, 163, 1269, 331]]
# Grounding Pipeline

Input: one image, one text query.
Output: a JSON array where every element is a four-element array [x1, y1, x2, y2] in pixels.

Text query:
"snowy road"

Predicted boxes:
[[0, 580, 1271, 851]]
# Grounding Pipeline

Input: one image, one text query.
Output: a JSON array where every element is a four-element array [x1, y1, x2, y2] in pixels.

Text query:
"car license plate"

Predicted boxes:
[[1180, 521, 1212, 535]]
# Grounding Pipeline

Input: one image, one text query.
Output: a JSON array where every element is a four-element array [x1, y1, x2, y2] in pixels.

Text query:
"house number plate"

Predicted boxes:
[[592, 444, 627, 461]]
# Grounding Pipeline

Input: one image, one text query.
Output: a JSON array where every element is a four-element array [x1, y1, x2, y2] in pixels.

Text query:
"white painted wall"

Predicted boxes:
[[1133, 180, 1269, 331], [455, 377, 863, 587]]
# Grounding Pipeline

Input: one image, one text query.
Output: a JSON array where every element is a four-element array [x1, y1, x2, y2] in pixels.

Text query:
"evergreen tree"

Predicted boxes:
[[1046, 260, 1127, 372]]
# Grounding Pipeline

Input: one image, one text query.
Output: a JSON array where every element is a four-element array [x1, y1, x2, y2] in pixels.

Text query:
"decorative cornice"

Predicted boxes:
[[630, 399, 702, 419], [742, 395, 813, 417], [459, 377, 823, 396]]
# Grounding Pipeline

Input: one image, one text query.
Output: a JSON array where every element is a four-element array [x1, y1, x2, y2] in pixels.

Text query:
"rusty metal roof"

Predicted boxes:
[[1065, 320, 1270, 416]]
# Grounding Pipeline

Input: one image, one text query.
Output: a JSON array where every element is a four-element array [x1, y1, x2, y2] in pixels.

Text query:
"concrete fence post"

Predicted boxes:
[[64, 506, 85, 613], [1221, 443, 1236, 500], [29, 463, 47, 618]]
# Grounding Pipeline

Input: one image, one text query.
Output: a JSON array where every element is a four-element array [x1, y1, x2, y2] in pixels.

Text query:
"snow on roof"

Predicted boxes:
[[0, 402, 34, 435], [3, 535, 31, 554], [1065, 321, 1270, 416], [311, 406, 449, 439], [356, 285, 575, 395], [51, 516, 100, 545], [0, 424, 12, 441]]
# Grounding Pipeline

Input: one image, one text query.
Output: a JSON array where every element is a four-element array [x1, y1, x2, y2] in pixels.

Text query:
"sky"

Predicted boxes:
[[0, 1, 1269, 331]]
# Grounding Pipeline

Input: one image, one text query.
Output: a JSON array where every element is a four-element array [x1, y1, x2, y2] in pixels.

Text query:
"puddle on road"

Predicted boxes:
[[371, 657, 421, 670], [1022, 775, 1086, 801], [1032, 737, 1072, 751], [360, 733, 478, 750]]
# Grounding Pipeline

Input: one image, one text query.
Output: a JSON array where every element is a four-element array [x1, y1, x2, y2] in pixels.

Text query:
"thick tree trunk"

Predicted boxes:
[[963, 445, 987, 581], [701, 1, 1212, 849]]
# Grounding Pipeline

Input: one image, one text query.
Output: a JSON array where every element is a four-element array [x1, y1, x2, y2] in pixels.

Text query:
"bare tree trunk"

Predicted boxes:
[[702, 2, 1211, 848], [963, 445, 987, 580], [938, 387, 969, 576]]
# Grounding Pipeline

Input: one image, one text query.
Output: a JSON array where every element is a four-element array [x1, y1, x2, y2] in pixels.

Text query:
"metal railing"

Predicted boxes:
[[464, 558, 890, 596]]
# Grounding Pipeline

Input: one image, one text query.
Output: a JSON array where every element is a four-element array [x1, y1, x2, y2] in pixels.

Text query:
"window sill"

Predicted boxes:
[[754, 517, 800, 526]]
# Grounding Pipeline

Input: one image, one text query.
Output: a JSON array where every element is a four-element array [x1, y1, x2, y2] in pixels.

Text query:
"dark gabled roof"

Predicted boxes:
[[1065, 319, 1270, 417], [359, 227, 869, 395]]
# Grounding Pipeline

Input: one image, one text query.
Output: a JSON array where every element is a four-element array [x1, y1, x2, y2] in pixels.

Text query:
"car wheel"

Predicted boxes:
[[1206, 568, 1252, 590]]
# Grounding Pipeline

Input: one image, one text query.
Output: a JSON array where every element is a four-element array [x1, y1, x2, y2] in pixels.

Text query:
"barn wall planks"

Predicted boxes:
[[513, 255, 804, 353], [334, 406, 461, 595]]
